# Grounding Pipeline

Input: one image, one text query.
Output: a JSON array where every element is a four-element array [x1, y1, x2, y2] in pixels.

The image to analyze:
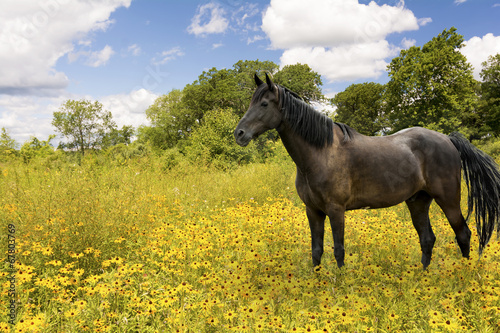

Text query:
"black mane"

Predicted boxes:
[[278, 85, 353, 147]]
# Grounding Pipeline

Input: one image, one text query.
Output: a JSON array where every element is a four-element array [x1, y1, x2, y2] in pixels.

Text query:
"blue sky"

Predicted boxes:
[[1, 0, 499, 145]]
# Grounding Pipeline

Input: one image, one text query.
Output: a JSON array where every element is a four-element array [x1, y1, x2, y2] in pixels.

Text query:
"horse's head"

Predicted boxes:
[[234, 73, 282, 147]]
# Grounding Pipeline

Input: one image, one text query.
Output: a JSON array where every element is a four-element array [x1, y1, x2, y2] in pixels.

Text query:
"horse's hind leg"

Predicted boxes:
[[406, 191, 436, 269], [434, 196, 471, 258]]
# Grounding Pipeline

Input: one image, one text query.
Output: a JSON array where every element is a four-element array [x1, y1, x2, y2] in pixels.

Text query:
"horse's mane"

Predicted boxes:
[[278, 85, 354, 147]]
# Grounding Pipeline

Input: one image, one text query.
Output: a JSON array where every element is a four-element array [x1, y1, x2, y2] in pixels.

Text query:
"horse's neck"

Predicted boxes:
[[278, 123, 319, 174]]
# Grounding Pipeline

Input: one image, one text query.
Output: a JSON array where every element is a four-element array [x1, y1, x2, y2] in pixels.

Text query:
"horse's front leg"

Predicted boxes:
[[328, 207, 346, 268], [306, 206, 326, 268]]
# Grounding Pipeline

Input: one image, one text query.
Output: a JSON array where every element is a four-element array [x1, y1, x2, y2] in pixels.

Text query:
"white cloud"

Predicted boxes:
[[101, 89, 158, 128], [312, 100, 336, 117], [69, 44, 117, 67], [128, 44, 141, 56], [262, 0, 419, 49], [0, 0, 131, 96], [0, 94, 69, 144], [401, 37, 416, 49], [187, 2, 229, 36], [454, 0, 467, 4], [417, 17, 432, 26], [262, 0, 422, 82], [280, 41, 400, 82], [461, 33, 500, 80], [247, 35, 264, 44], [152, 47, 184, 65], [232, 3, 260, 31], [86, 45, 115, 67], [0, 88, 158, 145]]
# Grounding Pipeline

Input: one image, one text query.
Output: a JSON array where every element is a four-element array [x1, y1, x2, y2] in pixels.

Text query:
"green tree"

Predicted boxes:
[[232, 59, 280, 115], [52, 100, 116, 154], [274, 63, 323, 102], [182, 68, 236, 119], [139, 60, 327, 152], [0, 127, 17, 150], [140, 60, 279, 150], [0, 127, 18, 160], [385, 27, 478, 135], [477, 54, 500, 137], [20, 135, 55, 163], [331, 83, 386, 136], [102, 125, 134, 148], [182, 60, 279, 118], [138, 89, 191, 150], [185, 108, 256, 169]]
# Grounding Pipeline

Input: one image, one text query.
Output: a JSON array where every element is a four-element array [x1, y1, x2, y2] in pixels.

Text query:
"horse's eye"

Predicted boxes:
[[261, 101, 268, 107]]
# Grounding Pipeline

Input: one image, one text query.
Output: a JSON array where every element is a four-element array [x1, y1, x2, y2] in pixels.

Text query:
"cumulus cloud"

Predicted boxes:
[[461, 33, 500, 80], [187, 2, 229, 36], [261, 0, 426, 82], [0, 88, 158, 145], [401, 37, 416, 49], [280, 41, 400, 82], [0, 94, 69, 144], [101, 89, 158, 128], [262, 0, 419, 49], [0, 0, 131, 96], [86, 45, 115, 67]]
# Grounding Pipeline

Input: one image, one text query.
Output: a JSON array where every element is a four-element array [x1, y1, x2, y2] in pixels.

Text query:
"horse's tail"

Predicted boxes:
[[448, 132, 500, 254]]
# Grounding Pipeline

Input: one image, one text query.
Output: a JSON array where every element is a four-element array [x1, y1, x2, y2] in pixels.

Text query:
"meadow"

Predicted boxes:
[[1, 151, 500, 332]]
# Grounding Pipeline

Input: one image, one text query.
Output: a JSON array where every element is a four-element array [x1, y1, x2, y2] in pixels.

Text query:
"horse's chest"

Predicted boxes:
[[295, 172, 343, 210]]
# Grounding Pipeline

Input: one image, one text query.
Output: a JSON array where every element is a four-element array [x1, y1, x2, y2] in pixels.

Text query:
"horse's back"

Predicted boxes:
[[390, 127, 460, 169], [389, 127, 462, 196], [340, 126, 461, 209]]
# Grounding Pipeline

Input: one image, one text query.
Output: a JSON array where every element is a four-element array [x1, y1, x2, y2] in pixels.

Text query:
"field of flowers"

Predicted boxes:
[[1, 156, 500, 332]]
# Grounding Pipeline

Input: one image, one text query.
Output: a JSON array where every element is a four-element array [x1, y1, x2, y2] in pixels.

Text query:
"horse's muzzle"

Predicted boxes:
[[234, 128, 251, 147]]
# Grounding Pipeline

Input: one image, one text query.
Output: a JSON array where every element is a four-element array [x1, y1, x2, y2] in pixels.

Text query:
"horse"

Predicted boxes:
[[234, 73, 500, 270]]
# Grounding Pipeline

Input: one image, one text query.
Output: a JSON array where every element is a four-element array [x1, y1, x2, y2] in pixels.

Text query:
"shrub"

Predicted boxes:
[[19, 135, 56, 164], [184, 108, 257, 169], [473, 137, 500, 160]]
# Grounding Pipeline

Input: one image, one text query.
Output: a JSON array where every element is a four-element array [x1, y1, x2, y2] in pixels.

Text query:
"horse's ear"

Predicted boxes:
[[265, 72, 274, 92], [254, 73, 264, 86]]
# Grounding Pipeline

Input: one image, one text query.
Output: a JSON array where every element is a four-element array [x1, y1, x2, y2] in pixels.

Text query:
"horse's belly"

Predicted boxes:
[[346, 176, 422, 210]]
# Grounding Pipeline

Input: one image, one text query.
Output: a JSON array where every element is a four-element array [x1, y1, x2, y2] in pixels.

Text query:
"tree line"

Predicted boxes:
[[1, 27, 500, 167], [335, 28, 500, 140]]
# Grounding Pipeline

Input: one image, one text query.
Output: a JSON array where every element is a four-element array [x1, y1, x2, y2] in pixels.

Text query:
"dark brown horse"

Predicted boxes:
[[234, 73, 500, 269]]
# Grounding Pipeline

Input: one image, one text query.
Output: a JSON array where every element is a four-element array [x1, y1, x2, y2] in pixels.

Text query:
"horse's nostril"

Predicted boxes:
[[237, 129, 245, 138]]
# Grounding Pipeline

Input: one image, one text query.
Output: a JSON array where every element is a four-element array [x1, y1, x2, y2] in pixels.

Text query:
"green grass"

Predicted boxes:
[[1, 155, 500, 332]]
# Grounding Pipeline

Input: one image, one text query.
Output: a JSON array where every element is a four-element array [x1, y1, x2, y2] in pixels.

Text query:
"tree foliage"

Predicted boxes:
[[138, 60, 323, 156], [52, 100, 116, 154], [385, 27, 478, 135], [20, 135, 55, 163], [102, 125, 134, 148], [477, 54, 500, 137], [331, 83, 386, 136], [182, 60, 279, 119], [274, 63, 323, 102], [0, 127, 18, 160], [139, 89, 187, 150], [185, 108, 256, 169], [0, 127, 17, 150], [23, 28, 492, 169]]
